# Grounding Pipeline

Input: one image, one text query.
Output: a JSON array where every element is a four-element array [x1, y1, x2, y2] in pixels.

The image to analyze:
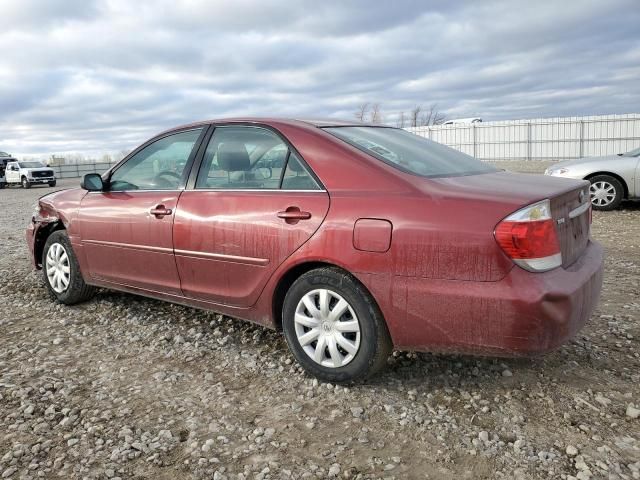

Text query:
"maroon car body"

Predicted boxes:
[[27, 118, 603, 364]]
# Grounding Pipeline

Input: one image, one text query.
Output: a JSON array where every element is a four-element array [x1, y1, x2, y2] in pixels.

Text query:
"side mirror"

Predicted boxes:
[[81, 173, 104, 191]]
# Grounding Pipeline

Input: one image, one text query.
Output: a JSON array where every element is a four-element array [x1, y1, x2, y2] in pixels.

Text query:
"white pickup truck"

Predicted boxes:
[[5, 160, 56, 188]]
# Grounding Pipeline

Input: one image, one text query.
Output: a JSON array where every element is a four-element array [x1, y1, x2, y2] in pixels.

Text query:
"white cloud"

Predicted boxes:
[[0, 0, 638, 157]]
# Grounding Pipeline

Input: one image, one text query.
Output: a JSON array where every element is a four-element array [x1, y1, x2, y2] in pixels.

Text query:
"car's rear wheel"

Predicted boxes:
[[282, 267, 391, 383], [22, 177, 31, 189], [588, 174, 623, 211], [43, 230, 95, 305]]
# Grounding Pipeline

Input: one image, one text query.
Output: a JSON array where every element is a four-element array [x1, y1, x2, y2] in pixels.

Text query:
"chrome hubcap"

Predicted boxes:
[[45, 243, 70, 293], [590, 181, 616, 206], [294, 289, 361, 368]]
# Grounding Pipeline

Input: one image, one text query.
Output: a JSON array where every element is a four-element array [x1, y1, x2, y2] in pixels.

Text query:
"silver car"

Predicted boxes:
[[544, 147, 640, 210]]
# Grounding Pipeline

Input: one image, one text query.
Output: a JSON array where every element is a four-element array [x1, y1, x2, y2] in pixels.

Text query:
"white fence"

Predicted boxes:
[[51, 161, 118, 179], [407, 113, 640, 162]]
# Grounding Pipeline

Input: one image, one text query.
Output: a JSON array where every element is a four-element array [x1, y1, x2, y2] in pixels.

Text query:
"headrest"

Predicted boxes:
[[218, 142, 250, 171]]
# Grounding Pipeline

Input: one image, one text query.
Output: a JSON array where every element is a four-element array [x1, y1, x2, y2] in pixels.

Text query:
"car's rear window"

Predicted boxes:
[[323, 126, 497, 178]]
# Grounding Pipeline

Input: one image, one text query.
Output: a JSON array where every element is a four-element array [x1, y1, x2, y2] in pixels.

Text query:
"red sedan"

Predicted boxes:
[[26, 118, 604, 382]]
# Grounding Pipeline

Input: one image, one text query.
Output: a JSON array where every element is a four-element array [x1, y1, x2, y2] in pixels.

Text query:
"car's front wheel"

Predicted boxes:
[[43, 230, 95, 304], [49, 180, 56, 187], [22, 177, 31, 189], [282, 267, 391, 383], [589, 174, 623, 211]]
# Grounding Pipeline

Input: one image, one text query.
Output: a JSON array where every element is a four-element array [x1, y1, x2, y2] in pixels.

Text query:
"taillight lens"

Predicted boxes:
[[494, 199, 562, 272]]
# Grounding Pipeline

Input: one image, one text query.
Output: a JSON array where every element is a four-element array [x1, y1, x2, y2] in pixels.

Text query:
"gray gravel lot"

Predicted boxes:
[[0, 167, 639, 480]]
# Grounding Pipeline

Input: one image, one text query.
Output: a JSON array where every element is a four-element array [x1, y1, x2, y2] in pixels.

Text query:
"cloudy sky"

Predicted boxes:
[[1, 0, 639, 158]]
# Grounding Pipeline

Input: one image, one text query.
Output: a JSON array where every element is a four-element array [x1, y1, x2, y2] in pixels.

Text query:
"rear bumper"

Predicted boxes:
[[387, 240, 604, 356]]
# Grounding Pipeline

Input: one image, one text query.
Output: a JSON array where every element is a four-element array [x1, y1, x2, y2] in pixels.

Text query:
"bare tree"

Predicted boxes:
[[369, 103, 382, 124], [410, 105, 422, 127], [354, 103, 370, 122], [409, 104, 446, 127], [421, 103, 446, 126], [356, 102, 446, 127], [114, 150, 130, 162]]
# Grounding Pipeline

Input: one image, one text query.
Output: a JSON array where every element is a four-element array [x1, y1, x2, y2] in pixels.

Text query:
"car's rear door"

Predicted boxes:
[[78, 127, 207, 294], [173, 124, 329, 307]]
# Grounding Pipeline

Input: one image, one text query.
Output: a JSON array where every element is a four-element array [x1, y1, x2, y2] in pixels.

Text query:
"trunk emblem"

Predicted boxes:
[[557, 217, 566, 225]]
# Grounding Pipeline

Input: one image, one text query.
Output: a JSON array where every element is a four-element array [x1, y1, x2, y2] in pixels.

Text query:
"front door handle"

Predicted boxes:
[[277, 207, 311, 224], [150, 205, 172, 218]]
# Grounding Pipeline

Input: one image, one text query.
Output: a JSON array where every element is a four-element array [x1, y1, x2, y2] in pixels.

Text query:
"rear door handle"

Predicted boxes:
[[150, 205, 172, 218], [277, 207, 311, 224]]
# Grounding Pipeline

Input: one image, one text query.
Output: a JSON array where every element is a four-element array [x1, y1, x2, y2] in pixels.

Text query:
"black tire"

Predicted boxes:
[[42, 230, 95, 305], [588, 174, 624, 211], [22, 177, 31, 189], [0, 182, 5, 189], [282, 267, 392, 383], [49, 181, 57, 187]]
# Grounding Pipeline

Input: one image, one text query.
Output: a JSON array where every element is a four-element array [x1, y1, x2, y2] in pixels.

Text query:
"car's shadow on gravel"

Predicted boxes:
[[618, 200, 640, 211], [88, 289, 548, 389], [89, 288, 603, 395]]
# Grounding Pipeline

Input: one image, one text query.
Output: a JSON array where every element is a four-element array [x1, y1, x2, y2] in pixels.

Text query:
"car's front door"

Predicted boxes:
[[6, 163, 19, 183], [173, 125, 330, 307], [78, 128, 206, 294]]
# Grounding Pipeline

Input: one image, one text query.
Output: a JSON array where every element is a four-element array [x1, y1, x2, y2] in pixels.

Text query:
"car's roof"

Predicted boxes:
[[163, 117, 390, 134]]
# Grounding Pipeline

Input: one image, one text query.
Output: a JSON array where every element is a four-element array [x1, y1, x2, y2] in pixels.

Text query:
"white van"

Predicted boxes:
[[443, 118, 483, 125]]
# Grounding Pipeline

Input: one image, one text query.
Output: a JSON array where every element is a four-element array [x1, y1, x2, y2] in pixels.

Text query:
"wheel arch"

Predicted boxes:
[[34, 221, 66, 268], [271, 261, 386, 333], [584, 171, 629, 199]]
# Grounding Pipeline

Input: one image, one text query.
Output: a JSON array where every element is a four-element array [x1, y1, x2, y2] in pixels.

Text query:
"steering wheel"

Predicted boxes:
[[153, 170, 182, 187]]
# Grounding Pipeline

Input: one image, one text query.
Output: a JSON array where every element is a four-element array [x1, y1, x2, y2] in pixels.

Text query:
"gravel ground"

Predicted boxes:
[[0, 167, 638, 480]]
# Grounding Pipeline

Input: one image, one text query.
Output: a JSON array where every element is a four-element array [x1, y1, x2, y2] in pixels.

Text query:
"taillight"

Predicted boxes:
[[494, 199, 562, 272]]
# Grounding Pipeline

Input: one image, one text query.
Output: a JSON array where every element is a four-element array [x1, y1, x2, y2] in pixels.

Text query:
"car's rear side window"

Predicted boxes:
[[324, 126, 497, 178]]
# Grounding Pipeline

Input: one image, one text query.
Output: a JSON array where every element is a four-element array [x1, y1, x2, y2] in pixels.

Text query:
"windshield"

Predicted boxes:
[[323, 126, 497, 178], [623, 146, 640, 157], [19, 161, 45, 168]]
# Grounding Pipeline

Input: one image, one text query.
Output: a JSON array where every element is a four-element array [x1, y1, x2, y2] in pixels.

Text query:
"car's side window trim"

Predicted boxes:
[[186, 125, 215, 190], [185, 122, 325, 192], [277, 150, 292, 189], [103, 126, 210, 192]]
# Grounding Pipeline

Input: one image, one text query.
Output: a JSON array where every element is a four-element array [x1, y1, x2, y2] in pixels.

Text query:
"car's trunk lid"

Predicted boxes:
[[550, 186, 591, 268], [421, 171, 591, 268]]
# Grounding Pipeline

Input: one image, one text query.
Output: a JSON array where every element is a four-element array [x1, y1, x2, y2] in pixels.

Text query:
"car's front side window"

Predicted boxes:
[[623, 146, 640, 157], [109, 129, 203, 191]]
